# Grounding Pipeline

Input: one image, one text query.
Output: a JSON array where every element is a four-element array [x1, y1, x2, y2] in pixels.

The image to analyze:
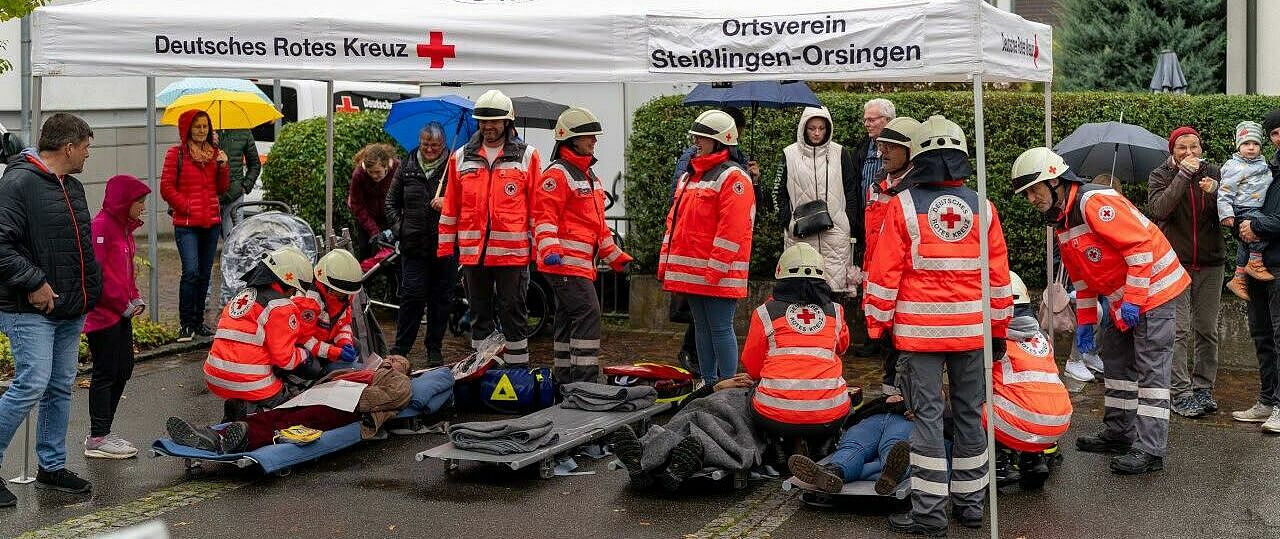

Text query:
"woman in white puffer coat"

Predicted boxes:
[[776, 106, 864, 297]]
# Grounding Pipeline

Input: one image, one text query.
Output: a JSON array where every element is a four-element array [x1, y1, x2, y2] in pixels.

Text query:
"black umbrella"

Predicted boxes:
[[511, 96, 569, 130], [1150, 49, 1188, 94], [1053, 121, 1170, 184], [682, 80, 821, 110]]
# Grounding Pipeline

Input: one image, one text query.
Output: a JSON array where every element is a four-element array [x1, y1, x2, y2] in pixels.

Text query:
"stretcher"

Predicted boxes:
[[151, 369, 454, 475], [605, 461, 780, 490], [782, 454, 909, 506], [415, 401, 672, 479]]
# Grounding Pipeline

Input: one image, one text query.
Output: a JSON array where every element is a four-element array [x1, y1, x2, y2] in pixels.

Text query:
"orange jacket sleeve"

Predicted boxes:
[[436, 152, 461, 258], [1084, 196, 1155, 308], [264, 301, 307, 370], [863, 196, 908, 339], [740, 307, 768, 380], [532, 165, 568, 261], [987, 202, 1012, 339], [707, 170, 755, 283]]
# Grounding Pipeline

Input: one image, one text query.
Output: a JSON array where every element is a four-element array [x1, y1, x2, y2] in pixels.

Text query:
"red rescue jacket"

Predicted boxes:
[[741, 298, 851, 425], [204, 282, 307, 402], [989, 330, 1073, 452], [532, 146, 631, 279], [658, 150, 755, 299], [437, 136, 541, 267], [291, 283, 355, 362]]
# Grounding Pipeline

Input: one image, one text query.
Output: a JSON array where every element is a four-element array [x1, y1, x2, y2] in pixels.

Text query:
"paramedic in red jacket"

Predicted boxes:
[[658, 109, 756, 384], [864, 115, 1013, 535], [160, 109, 230, 343], [532, 107, 632, 384]]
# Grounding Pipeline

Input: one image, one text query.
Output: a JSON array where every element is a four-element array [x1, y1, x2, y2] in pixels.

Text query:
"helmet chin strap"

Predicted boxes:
[[1041, 179, 1066, 225]]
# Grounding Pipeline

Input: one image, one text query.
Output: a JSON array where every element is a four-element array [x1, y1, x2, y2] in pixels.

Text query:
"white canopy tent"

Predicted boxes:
[[28, 1, 1054, 534]]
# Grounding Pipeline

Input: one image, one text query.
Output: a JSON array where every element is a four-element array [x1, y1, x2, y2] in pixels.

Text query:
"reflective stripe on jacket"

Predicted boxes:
[[291, 287, 354, 362], [741, 298, 851, 425], [658, 150, 755, 299], [1057, 183, 1189, 329], [863, 181, 1013, 352], [437, 135, 541, 267], [532, 146, 632, 280], [989, 330, 1073, 452], [204, 284, 307, 401]]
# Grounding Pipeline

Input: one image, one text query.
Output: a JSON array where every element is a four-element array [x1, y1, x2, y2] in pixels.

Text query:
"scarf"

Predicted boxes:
[[187, 140, 215, 164], [418, 148, 446, 179]]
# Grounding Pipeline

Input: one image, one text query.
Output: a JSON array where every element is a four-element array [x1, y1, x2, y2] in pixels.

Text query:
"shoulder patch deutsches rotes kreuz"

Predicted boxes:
[[542, 177, 556, 192], [505, 182, 518, 196], [785, 303, 827, 334], [733, 180, 745, 195], [927, 194, 973, 243], [1085, 246, 1103, 263], [1016, 333, 1052, 357], [228, 288, 256, 319], [288, 314, 299, 330], [1097, 205, 1116, 222]]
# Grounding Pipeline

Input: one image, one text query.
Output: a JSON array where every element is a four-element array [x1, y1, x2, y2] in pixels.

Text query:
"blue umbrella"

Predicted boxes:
[[156, 77, 271, 107], [384, 95, 477, 153], [682, 81, 821, 109]]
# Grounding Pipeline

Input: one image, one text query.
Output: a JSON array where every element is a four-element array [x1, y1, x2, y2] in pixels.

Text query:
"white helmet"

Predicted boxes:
[[264, 246, 313, 291], [775, 243, 824, 280], [913, 115, 967, 157], [314, 249, 363, 295], [878, 116, 920, 153], [473, 89, 515, 121], [688, 110, 739, 146], [1011, 147, 1077, 194], [1009, 271, 1030, 306], [554, 107, 603, 141]]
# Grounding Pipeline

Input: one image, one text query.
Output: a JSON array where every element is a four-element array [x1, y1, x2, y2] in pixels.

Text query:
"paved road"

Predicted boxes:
[[3, 347, 1280, 538]]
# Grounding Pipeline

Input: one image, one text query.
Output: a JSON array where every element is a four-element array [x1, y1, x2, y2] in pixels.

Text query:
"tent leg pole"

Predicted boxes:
[[973, 73, 999, 539], [147, 76, 159, 323], [10, 76, 42, 486], [324, 80, 335, 249], [1043, 82, 1053, 345], [273, 79, 282, 138]]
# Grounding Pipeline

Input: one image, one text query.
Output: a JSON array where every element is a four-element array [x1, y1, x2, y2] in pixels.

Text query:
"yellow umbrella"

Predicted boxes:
[[161, 89, 283, 129]]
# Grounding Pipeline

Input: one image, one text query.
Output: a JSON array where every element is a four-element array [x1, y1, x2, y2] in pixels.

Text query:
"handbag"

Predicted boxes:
[[790, 152, 836, 238], [1038, 262, 1076, 334]]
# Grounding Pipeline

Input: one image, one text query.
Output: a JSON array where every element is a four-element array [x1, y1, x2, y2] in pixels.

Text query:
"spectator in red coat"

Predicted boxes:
[[347, 143, 399, 260], [160, 109, 229, 342]]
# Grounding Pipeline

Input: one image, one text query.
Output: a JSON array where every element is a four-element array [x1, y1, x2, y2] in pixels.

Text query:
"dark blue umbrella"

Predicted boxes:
[[384, 94, 477, 152], [1053, 121, 1169, 183], [682, 81, 821, 109]]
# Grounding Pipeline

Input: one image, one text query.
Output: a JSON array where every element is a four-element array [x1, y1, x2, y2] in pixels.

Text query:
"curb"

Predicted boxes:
[[73, 337, 212, 376]]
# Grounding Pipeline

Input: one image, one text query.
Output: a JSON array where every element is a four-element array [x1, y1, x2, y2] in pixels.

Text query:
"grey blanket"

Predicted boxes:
[[562, 382, 657, 412], [639, 387, 765, 472], [448, 417, 559, 455]]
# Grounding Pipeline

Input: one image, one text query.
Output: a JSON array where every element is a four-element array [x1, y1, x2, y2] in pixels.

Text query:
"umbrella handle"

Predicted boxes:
[[434, 176, 446, 199]]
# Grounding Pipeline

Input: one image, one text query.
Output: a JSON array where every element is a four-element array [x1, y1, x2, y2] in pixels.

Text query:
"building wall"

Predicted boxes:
[[1012, 0, 1061, 28]]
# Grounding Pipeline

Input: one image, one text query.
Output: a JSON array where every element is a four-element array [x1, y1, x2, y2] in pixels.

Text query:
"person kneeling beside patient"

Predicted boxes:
[[292, 249, 365, 370]]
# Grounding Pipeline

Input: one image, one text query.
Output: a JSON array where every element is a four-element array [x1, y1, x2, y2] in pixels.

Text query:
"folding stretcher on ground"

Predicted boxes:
[[782, 454, 909, 506], [415, 401, 672, 479]]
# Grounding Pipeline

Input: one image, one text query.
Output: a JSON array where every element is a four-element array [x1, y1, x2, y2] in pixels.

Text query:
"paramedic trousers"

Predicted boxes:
[[548, 274, 602, 384], [462, 264, 530, 365], [1098, 299, 1176, 457]]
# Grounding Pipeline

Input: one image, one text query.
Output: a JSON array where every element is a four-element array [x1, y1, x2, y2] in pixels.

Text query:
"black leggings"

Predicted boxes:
[[87, 318, 134, 437]]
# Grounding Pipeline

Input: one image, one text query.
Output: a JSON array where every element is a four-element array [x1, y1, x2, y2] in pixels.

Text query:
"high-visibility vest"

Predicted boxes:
[[437, 138, 541, 267], [532, 146, 632, 280], [863, 168, 911, 264], [741, 298, 851, 425], [658, 150, 755, 299], [989, 330, 1073, 452], [1056, 183, 1189, 329], [292, 286, 354, 362], [862, 181, 1014, 352], [204, 283, 307, 402]]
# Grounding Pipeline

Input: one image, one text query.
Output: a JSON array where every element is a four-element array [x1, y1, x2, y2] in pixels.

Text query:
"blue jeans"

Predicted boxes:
[[0, 313, 86, 470], [829, 413, 914, 482], [686, 295, 738, 383], [175, 225, 221, 329]]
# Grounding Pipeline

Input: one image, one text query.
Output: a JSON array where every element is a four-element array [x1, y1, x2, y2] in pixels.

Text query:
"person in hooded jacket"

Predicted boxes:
[[83, 175, 150, 460], [775, 106, 864, 303], [161, 109, 230, 343], [348, 143, 399, 261]]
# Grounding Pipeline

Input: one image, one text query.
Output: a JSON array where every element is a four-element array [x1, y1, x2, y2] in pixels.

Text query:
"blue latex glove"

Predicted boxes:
[[339, 344, 358, 363], [544, 253, 562, 266], [1076, 324, 1097, 354], [1119, 302, 1141, 328]]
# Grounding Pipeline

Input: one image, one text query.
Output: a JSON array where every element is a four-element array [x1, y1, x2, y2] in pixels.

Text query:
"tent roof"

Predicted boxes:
[[32, 0, 1051, 83]]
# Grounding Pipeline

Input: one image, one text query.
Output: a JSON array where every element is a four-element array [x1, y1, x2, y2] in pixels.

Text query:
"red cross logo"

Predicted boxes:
[[234, 295, 251, 310], [416, 31, 455, 69], [940, 207, 963, 230], [796, 308, 816, 325], [336, 96, 360, 114], [557, 128, 566, 138], [1048, 165, 1057, 174], [725, 132, 733, 142], [285, 272, 295, 282]]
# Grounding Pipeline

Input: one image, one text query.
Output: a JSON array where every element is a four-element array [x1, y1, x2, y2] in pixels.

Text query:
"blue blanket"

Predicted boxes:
[[152, 368, 454, 473]]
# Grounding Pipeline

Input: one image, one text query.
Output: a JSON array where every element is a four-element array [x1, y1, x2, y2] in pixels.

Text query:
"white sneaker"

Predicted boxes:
[[1263, 408, 1280, 433], [1063, 359, 1095, 382], [1082, 352, 1104, 374], [1232, 402, 1275, 423], [84, 435, 138, 459], [105, 433, 137, 449]]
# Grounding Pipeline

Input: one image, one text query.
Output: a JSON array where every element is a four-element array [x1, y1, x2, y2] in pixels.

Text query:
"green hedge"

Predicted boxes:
[[261, 111, 400, 237], [625, 91, 1280, 287]]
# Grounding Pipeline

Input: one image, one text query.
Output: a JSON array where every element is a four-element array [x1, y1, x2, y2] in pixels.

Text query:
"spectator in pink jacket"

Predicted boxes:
[[83, 174, 150, 459]]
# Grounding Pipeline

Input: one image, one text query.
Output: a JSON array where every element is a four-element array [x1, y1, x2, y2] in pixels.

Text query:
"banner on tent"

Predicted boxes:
[[647, 6, 925, 75]]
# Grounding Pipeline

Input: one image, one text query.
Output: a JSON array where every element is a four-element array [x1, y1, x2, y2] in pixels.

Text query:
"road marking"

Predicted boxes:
[[18, 478, 249, 538], [686, 482, 803, 538]]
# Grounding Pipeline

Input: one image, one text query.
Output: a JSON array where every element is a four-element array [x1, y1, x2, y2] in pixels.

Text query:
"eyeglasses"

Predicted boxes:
[[863, 115, 886, 122]]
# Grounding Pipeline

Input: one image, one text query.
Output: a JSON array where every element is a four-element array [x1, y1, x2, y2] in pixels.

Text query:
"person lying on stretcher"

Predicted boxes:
[[291, 249, 364, 370], [167, 356, 440, 454], [786, 392, 914, 496]]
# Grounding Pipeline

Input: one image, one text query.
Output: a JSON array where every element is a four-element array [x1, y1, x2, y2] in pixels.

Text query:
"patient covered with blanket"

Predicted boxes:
[[166, 356, 453, 454], [608, 374, 766, 491]]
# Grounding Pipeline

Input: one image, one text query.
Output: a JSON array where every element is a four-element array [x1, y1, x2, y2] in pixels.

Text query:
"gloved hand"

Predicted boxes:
[[1119, 302, 1141, 328], [339, 344, 359, 363], [619, 261, 631, 273], [544, 253, 562, 266], [1076, 324, 1097, 354]]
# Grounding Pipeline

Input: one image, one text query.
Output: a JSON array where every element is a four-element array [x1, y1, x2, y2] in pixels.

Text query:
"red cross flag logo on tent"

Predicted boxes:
[[416, 31, 455, 69], [335, 96, 360, 114], [785, 303, 826, 335], [927, 194, 974, 243]]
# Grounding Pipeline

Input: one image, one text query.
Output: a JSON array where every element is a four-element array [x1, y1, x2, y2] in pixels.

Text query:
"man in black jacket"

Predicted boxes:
[[1236, 110, 1280, 433], [0, 113, 103, 508], [385, 123, 456, 366]]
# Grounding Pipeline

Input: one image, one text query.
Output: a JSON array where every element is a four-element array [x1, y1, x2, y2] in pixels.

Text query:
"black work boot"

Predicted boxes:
[[952, 505, 984, 529], [787, 454, 844, 494], [887, 512, 947, 537], [167, 416, 223, 453], [995, 447, 1020, 488], [659, 436, 704, 492], [1075, 431, 1132, 454], [1019, 451, 1051, 490], [0, 483, 15, 507], [875, 440, 911, 496], [1110, 448, 1164, 475], [607, 426, 652, 488]]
